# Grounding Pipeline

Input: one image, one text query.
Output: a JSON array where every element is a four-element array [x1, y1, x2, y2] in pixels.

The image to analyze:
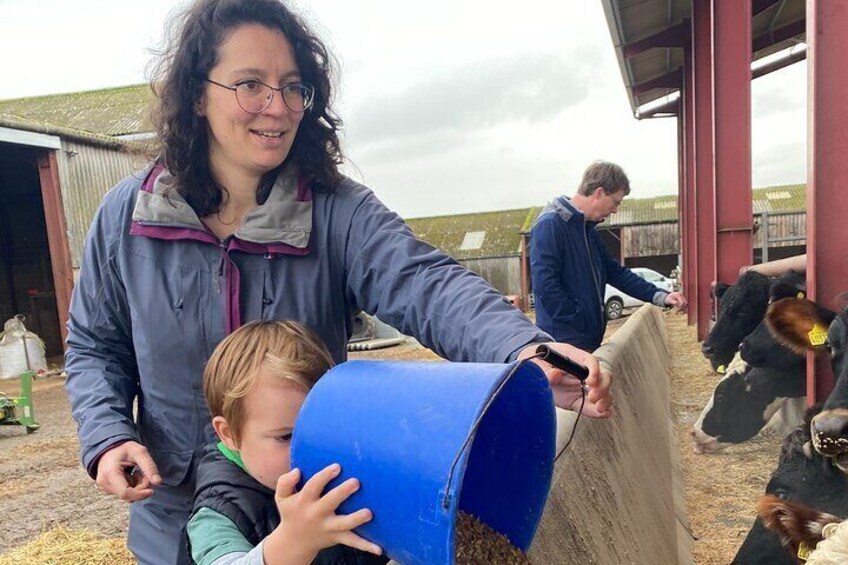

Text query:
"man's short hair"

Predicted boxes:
[[203, 320, 334, 442], [577, 160, 631, 197]]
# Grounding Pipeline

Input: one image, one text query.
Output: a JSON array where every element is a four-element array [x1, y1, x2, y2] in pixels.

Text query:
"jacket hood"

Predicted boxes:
[[131, 165, 312, 249]]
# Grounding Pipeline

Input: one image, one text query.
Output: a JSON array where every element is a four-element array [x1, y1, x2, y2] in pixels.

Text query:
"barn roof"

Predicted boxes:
[[598, 183, 806, 227], [405, 208, 535, 260], [0, 84, 152, 138], [407, 184, 806, 259]]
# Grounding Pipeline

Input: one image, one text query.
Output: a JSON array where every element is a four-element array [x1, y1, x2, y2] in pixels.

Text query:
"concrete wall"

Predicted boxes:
[[529, 306, 692, 564]]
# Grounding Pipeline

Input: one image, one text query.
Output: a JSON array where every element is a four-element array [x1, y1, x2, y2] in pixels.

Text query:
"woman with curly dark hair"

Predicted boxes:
[[64, 0, 611, 563]]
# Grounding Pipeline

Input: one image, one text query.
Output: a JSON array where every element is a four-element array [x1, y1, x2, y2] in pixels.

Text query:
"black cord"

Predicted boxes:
[[556, 385, 585, 462]]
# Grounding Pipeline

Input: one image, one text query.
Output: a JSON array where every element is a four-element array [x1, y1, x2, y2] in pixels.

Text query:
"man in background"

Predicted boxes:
[[530, 160, 687, 351]]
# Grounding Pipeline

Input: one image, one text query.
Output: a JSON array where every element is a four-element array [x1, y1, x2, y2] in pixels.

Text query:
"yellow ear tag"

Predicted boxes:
[[797, 540, 812, 561], [797, 291, 806, 299], [808, 323, 828, 347], [717, 365, 726, 374]]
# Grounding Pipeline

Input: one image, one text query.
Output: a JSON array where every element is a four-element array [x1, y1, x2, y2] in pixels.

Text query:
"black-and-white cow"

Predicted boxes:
[[691, 353, 805, 453], [733, 299, 848, 562], [732, 407, 848, 563], [702, 271, 772, 373], [702, 270, 806, 373], [767, 297, 847, 471]]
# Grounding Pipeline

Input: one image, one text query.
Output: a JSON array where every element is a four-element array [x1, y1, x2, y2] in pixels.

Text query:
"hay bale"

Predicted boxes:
[[0, 526, 133, 565]]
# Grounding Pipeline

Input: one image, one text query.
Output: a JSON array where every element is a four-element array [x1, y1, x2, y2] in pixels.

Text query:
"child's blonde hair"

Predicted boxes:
[[203, 320, 334, 441]]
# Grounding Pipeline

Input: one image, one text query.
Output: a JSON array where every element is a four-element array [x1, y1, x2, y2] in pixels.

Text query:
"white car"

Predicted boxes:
[[603, 267, 675, 320]]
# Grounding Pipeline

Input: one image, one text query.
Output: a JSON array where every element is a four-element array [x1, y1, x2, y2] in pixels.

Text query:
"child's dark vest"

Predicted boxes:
[[191, 445, 389, 565]]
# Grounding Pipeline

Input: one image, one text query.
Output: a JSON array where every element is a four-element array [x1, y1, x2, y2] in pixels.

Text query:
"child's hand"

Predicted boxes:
[[263, 464, 382, 565]]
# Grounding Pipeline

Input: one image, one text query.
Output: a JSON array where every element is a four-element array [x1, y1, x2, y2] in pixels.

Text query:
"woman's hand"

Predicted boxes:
[[95, 441, 162, 502], [263, 464, 382, 565], [518, 342, 613, 418]]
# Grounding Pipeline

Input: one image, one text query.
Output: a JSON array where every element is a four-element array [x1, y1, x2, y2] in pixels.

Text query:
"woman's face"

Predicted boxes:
[[200, 24, 305, 181]]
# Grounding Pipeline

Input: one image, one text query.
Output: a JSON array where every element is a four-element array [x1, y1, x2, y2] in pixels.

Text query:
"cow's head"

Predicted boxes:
[[739, 318, 806, 371], [767, 298, 847, 472], [702, 271, 771, 372], [733, 406, 848, 563], [691, 354, 805, 454]]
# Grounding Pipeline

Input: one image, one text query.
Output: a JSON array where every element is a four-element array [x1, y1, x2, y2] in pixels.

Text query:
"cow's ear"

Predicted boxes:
[[766, 298, 834, 354], [770, 281, 804, 302], [713, 283, 730, 299]]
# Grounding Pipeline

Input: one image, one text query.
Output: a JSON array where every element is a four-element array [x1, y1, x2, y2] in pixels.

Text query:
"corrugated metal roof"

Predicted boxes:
[[0, 112, 139, 151], [0, 84, 152, 137], [599, 183, 806, 226], [405, 208, 536, 259], [600, 0, 806, 117]]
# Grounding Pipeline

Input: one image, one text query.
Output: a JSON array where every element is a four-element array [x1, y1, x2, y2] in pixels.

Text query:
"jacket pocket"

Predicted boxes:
[[147, 448, 195, 487]]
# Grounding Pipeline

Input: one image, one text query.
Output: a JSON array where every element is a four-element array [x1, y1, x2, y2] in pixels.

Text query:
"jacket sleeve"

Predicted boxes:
[[64, 189, 140, 478], [529, 216, 579, 319], [342, 189, 551, 363], [602, 242, 668, 305]]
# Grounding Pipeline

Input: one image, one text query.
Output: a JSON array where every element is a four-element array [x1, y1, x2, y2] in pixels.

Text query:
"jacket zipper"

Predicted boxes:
[[583, 218, 604, 316]]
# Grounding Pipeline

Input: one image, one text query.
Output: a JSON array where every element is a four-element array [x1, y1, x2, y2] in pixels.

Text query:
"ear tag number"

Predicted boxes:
[[808, 323, 828, 347]]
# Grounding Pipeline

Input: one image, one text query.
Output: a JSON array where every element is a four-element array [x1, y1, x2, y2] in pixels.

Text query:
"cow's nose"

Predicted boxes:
[[702, 343, 714, 356], [811, 411, 848, 456]]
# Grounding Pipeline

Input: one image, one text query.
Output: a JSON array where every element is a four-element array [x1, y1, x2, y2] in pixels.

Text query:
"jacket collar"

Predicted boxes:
[[131, 163, 312, 249], [552, 196, 602, 227]]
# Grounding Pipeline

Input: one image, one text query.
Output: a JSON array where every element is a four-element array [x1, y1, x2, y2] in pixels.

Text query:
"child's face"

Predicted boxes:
[[236, 368, 307, 490]]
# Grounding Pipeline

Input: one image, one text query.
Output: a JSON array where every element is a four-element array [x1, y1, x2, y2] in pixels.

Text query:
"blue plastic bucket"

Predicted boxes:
[[290, 360, 556, 565]]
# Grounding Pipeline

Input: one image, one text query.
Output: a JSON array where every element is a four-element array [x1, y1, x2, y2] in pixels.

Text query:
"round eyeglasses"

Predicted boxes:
[[206, 78, 315, 114]]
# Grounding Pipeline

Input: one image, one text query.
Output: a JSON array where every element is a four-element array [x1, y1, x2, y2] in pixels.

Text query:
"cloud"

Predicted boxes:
[[345, 48, 601, 148], [753, 141, 805, 186], [753, 86, 804, 119]]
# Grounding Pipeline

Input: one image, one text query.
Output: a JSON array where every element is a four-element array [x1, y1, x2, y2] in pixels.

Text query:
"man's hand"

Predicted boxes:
[[95, 441, 162, 502], [518, 342, 613, 418], [664, 292, 687, 311]]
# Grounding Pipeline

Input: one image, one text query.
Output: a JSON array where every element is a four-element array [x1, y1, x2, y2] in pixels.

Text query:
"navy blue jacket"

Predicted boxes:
[[530, 196, 667, 351]]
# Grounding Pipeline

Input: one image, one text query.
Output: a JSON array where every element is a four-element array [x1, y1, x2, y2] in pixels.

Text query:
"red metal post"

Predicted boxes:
[[683, 45, 698, 327], [692, 0, 717, 341], [806, 0, 848, 402], [36, 150, 74, 349], [713, 0, 753, 283]]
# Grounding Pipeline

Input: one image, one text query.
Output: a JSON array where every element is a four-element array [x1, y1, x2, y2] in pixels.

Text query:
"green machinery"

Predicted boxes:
[[0, 370, 40, 433]]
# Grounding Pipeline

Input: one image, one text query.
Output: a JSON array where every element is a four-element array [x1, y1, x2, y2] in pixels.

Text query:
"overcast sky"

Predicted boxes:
[[0, 0, 806, 218]]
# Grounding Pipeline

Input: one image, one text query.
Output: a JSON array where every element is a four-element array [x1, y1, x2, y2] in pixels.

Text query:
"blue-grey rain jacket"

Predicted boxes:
[[530, 196, 668, 351], [65, 164, 552, 486]]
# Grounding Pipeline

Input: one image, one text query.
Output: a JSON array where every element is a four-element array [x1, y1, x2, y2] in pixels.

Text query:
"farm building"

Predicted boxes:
[[0, 86, 150, 356]]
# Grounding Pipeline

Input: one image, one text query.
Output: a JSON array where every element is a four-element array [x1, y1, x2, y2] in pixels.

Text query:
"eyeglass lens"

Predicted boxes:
[[236, 83, 313, 113]]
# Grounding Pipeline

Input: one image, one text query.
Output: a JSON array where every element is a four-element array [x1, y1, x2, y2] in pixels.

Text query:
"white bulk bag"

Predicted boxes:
[[0, 316, 48, 380]]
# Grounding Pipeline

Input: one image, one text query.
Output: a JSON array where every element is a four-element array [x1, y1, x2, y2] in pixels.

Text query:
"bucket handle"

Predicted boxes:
[[440, 346, 588, 509], [440, 360, 523, 509]]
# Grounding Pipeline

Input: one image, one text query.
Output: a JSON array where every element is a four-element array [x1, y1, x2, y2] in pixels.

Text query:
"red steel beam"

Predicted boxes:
[[692, 0, 716, 341], [806, 0, 848, 402], [36, 150, 74, 349], [683, 46, 698, 327], [713, 0, 754, 284]]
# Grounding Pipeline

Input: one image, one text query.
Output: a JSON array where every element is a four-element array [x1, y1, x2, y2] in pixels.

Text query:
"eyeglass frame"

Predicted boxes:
[[205, 78, 315, 114]]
